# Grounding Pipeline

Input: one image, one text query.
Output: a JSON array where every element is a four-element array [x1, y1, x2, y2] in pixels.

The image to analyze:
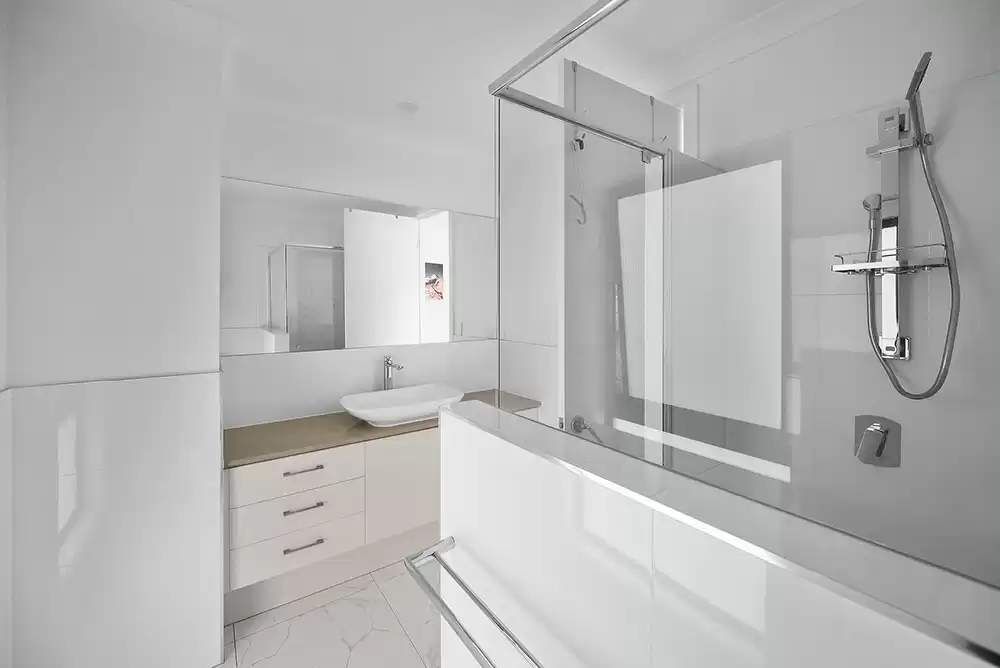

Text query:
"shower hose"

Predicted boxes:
[[863, 106, 960, 400]]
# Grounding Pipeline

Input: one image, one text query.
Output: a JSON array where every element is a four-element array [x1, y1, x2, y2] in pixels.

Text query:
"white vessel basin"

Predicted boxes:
[[340, 384, 465, 428]]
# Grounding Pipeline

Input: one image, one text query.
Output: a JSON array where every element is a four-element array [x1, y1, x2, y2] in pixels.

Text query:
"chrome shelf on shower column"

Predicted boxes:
[[831, 243, 949, 275]]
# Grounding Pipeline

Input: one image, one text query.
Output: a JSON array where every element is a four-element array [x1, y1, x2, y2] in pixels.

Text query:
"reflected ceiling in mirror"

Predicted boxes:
[[221, 178, 498, 357]]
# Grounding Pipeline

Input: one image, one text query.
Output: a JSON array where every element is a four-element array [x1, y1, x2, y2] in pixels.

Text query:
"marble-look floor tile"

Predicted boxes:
[[234, 574, 372, 640], [377, 561, 442, 668], [213, 643, 235, 668], [371, 560, 407, 584], [236, 582, 424, 668]]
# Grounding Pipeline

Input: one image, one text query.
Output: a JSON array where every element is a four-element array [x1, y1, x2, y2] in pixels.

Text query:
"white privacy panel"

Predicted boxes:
[[619, 160, 783, 429]]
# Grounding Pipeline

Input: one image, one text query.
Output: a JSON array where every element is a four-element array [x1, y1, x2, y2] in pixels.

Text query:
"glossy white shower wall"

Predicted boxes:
[[438, 404, 999, 667]]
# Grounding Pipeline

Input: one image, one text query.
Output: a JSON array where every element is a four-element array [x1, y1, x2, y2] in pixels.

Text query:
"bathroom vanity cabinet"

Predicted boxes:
[[223, 392, 539, 591]]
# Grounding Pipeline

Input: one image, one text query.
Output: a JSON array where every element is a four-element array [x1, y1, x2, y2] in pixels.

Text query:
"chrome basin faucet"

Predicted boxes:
[[383, 356, 404, 390]]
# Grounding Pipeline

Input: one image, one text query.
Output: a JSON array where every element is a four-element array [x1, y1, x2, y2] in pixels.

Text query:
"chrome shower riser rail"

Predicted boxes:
[[489, 0, 636, 95], [497, 87, 666, 160], [405, 536, 545, 668]]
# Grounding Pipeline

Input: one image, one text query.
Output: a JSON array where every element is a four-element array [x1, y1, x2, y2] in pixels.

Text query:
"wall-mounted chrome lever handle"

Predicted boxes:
[[854, 415, 901, 467], [858, 423, 889, 459]]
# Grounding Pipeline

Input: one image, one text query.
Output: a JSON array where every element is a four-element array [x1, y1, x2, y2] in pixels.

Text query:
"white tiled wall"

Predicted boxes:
[[0, 1, 10, 664], [5, 1, 226, 666], [655, 0, 1000, 584], [440, 408, 996, 667], [221, 339, 499, 427], [11, 374, 223, 668], [0, 391, 11, 668], [7, 0, 223, 387], [499, 340, 559, 427]]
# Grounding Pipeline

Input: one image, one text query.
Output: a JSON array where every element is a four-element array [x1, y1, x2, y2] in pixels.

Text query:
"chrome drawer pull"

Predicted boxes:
[[283, 538, 325, 556], [282, 464, 324, 478], [283, 501, 325, 517]]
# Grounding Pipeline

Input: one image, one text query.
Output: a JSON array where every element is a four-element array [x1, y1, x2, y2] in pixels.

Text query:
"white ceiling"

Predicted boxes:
[[183, 0, 825, 155]]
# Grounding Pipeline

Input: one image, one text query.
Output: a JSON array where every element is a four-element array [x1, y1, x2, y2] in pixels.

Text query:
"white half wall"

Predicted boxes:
[[440, 406, 997, 668], [221, 339, 499, 428]]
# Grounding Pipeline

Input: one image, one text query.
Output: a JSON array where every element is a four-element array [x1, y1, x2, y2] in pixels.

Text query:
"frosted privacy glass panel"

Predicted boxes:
[[618, 161, 783, 429], [220, 178, 497, 356]]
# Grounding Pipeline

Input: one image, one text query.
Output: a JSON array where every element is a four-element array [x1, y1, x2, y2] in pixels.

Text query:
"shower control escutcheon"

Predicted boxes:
[[854, 415, 901, 467]]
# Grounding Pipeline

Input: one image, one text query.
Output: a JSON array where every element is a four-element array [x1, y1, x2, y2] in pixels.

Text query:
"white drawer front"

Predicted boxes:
[[230, 478, 365, 549], [229, 444, 364, 508], [229, 512, 365, 590]]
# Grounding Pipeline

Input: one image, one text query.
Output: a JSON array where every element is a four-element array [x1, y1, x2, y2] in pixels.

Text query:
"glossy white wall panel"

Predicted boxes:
[[440, 412, 654, 668], [0, 391, 11, 668], [687, 0, 1000, 160], [652, 0, 1000, 586], [10, 373, 222, 668], [221, 339, 498, 427], [0, 0, 8, 393], [499, 340, 558, 426], [498, 102, 563, 349], [7, 0, 223, 386], [224, 107, 493, 218]]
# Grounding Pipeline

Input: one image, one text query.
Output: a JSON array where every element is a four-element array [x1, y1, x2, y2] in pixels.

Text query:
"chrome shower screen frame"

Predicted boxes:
[[489, 0, 661, 160]]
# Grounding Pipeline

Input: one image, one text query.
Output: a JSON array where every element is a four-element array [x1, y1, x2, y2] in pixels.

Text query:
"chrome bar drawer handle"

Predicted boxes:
[[282, 464, 324, 478], [282, 538, 325, 556], [283, 501, 325, 517]]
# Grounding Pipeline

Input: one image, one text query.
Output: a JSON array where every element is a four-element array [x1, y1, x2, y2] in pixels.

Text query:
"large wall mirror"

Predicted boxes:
[[221, 178, 498, 356]]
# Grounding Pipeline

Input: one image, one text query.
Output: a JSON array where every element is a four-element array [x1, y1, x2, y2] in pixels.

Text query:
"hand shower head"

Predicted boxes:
[[905, 52, 933, 143], [905, 51, 932, 101]]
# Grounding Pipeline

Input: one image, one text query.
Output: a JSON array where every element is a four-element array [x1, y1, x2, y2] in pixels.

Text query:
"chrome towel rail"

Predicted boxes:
[[405, 537, 545, 668]]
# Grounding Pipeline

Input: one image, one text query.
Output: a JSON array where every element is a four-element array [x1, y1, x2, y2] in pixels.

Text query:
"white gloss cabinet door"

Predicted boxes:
[[365, 428, 440, 545], [11, 374, 223, 668]]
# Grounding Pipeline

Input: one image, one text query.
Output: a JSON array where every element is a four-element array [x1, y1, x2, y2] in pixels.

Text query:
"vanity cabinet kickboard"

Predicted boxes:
[[229, 443, 364, 508], [229, 512, 366, 590], [230, 478, 365, 550]]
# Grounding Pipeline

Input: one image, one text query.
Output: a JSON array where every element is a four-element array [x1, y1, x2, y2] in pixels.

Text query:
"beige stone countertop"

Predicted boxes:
[[224, 389, 541, 469]]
